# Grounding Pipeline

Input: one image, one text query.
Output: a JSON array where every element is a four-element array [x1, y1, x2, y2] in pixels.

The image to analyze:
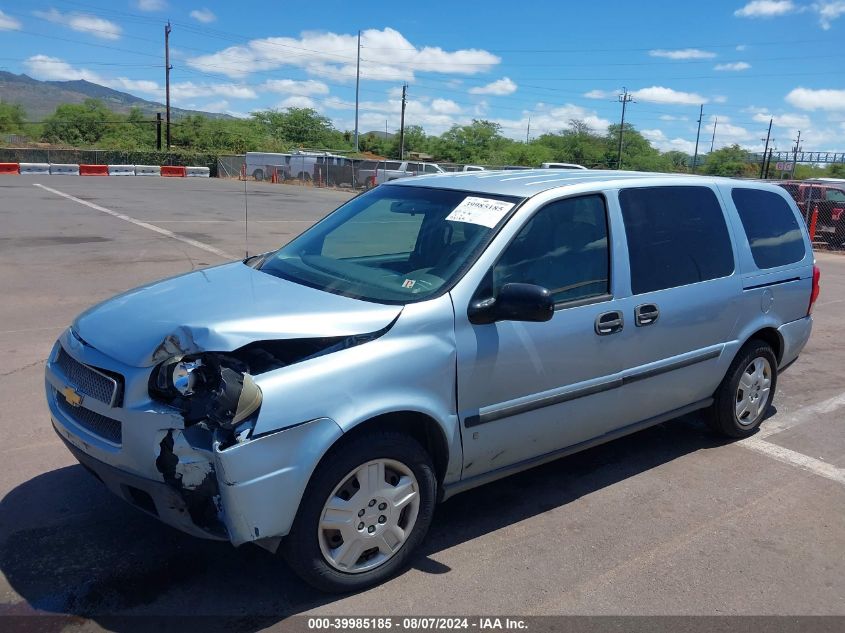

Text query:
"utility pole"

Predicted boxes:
[[526, 116, 531, 144], [156, 112, 162, 151], [792, 130, 802, 177], [710, 116, 718, 153], [398, 83, 407, 160], [691, 104, 704, 173], [354, 30, 361, 153], [616, 88, 634, 169], [760, 117, 773, 179], [164, 22, 172, 149]]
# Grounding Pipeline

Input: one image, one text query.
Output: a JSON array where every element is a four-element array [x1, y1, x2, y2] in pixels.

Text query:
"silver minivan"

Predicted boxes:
[[45, 170, 819, 592]]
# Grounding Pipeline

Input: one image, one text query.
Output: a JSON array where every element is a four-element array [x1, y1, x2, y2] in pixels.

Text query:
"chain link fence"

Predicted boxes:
[[0, 148, 219, 176], [779, 181, 845, 252]]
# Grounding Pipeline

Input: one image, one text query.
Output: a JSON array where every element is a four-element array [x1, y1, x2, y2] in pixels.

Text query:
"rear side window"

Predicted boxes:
[[731, 188, 805, 269], [620, 186, 734, 295]]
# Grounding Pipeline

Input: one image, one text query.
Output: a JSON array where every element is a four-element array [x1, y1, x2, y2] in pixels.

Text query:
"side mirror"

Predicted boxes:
[[468, 283, 554, 325]]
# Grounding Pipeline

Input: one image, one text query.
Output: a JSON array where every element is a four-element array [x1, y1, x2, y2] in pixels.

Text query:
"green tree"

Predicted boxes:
[[435, 120, 507, 163], [605, 124, 669, 171], [252, 107, 346, 148], [702, 144, 755, 177], [0, 102, 26, 135], [827, 163, 845, 178], [42, 99, 112, 146], [534, 120, 606, 167]]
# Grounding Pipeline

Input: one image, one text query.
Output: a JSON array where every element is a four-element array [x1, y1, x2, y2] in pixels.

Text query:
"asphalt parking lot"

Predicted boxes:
[[1, 176, 844, 628]]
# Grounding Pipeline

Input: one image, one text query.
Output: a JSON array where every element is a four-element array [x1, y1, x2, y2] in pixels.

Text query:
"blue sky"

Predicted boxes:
[[1, 0, 844, 153]]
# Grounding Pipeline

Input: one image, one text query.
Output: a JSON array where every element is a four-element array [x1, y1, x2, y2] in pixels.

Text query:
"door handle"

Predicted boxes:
[[635, 303, 660, 327], [595, 310, 624, 335]]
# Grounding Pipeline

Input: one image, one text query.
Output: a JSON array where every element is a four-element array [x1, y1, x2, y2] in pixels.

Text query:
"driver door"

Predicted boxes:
[[454, 194, 626, 479]]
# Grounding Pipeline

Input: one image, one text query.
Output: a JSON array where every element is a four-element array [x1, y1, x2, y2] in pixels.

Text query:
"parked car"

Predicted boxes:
[[540, 162, 588, 170], [777, 179, 845, 246], [245, 151, 351, 182], [358, 160, 445, 187], [47, 170, 818, 593], [461, 165, 486, 172]]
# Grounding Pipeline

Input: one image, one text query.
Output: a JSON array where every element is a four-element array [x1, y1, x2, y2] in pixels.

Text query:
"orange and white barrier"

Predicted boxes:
[[80, 164, 109, 176], [6, 163, 209, 177], [160, 165, 186, 177]]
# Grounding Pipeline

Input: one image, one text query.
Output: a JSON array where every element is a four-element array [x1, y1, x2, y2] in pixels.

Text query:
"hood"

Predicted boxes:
[[73, 262, 403, 368]]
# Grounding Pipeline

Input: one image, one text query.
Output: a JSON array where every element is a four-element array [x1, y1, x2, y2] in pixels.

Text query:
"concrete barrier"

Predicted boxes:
[[19, 163, 51, 175], [80, 164, 109, 176], [185, 166, 210, 178], [160, 165, 186, 177], [49, 164, 80, 176], [108, 164, 135, 176], [135, 165, 161, 176], [0, 162, 19, 175]]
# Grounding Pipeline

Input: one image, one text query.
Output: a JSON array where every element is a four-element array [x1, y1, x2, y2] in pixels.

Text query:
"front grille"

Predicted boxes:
[[55, 347, 123, 407], [55, 389, 122, 445]]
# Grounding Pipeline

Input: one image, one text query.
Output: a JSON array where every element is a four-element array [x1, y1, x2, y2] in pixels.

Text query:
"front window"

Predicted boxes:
[[259, 186, 524, 303]]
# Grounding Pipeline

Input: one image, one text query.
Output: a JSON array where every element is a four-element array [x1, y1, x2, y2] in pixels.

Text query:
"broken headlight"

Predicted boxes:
[[150, 354, 262, 430]]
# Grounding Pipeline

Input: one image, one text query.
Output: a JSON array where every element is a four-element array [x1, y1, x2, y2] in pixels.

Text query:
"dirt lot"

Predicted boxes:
[[1, 177, 843, 630]]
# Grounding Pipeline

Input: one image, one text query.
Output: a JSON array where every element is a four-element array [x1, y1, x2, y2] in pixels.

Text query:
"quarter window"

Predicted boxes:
[[731, 188, 806, 269], [491, 195, 610, 304], [619, 186, 734, 295]]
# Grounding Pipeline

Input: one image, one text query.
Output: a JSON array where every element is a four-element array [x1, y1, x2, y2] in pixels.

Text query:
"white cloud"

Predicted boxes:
[[495, 103, 612, 140], [815, 1, 845, 28], [468, 77, 517, 96], [709, 115, 755, 146], [23, 55, 257, 107], [736, 44, 748, 51], [186, 27, 500, 81], [714, 61, 751, 71], [278, 95, 316, 109], [713, 95, 729, 103], [786, 87, 845, 110], [734, 1, 797, 17], [430, 98, 462, 114], [261, 79, 329, 95], [584, 89, 613, 99], [135, 0, 167, 10], [189, 8, 216, 23], [752, 111, 811, 128], [171, 82, 258, 100], [632, 86, 708, 105], [0, 10, 22, 30], [202, 99, 230, 112], [659, 114, 689, 121], [648, 48, 716, 60], [34, 9, 122, 40]]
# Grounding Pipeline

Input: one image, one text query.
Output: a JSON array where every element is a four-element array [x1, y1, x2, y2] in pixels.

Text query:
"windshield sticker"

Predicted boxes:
[[446, 197, 515, 228], [402, 279, 416, 289]]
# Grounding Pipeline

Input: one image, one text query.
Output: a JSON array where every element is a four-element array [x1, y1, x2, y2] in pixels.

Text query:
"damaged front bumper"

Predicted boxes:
[[46, 334, 343, 548]]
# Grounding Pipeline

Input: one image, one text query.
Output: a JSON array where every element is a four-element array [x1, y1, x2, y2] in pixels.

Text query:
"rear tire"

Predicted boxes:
[[252, 169, 264, 181], [705, 340, 778, 438], [282, 431, 436, 593]]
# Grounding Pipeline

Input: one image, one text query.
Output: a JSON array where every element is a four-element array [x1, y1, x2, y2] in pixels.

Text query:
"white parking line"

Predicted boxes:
[[736, 390, 845, 486], [739, 436, 845, 486], [33, 183, 237, 260]]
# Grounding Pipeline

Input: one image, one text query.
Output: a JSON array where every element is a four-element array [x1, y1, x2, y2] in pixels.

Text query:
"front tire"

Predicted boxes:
[[706, 340, 778, 438], [282, 431, 437, 593]]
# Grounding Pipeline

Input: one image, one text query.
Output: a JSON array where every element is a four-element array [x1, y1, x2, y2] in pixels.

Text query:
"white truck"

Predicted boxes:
[[357, 160, 445, 187], [245, 151, 352, 183]]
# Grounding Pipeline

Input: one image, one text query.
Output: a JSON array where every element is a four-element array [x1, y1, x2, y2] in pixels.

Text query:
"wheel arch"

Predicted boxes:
[[320, 410, 451, 488], [741, 326, 784, 364]]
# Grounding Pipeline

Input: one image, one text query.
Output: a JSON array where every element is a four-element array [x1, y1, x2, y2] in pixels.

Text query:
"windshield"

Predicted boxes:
[[259, 185, 524, 304]]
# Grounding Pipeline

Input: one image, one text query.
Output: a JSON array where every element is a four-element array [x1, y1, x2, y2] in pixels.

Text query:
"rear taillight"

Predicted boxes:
[[808, 265, 821, 315]]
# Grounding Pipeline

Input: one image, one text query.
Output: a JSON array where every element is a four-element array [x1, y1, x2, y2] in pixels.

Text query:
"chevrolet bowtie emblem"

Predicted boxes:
[[62, 386, 84, 407]]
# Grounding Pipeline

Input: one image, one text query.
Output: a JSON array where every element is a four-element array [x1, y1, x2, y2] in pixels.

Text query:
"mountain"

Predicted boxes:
[[0, 72, 233, 121]]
